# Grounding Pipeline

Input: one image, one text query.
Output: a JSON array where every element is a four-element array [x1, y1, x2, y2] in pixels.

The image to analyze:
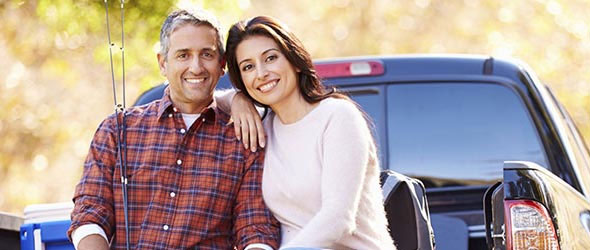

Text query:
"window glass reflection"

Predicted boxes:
[[386, 83, 548, 188]]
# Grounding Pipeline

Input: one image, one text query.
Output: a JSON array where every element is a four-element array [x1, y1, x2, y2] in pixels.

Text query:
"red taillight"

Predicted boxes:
[[505, 200, 560, 250], [315, 61, 384, 78]]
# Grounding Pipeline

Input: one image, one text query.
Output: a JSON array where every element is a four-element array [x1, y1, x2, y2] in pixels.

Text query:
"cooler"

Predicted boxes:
[[20, 202, 74, 250]]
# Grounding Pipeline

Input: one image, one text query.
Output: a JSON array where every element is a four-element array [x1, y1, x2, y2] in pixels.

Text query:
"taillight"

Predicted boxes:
[[315, 61, 385, 78], [505, 200, 560, 250]]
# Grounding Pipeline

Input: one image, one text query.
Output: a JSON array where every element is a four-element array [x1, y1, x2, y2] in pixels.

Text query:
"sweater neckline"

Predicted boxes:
[[273, 98, 332, 128]]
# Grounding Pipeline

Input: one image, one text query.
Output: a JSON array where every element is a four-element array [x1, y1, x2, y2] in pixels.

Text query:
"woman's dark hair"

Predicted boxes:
[[225, 16, 347, 108]]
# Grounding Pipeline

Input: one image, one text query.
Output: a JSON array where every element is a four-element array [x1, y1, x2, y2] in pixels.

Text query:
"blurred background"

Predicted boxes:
[[0, 0, 589, 215]]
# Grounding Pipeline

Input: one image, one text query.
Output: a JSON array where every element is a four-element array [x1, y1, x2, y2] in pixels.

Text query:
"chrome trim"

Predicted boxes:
[[468, 224, 486, 238], [520, 62, 589, 199]]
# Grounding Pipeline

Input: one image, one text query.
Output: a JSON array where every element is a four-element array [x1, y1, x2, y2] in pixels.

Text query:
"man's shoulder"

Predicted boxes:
[[126, 100, 162, 117], [210, 107, 264, 158], [99, 100, 162, 127], [210, 107, 234, 132]]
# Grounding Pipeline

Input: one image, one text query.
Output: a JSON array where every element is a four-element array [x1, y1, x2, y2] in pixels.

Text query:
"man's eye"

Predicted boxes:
[[203, 52, 212, 58], [177, 53, 187, 59]]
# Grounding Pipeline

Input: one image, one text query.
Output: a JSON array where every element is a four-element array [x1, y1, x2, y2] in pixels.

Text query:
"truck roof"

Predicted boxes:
[[314, 54, 535, 90]]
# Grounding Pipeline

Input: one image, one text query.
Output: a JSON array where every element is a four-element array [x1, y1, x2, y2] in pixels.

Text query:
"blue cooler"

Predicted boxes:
[[20, 202, 74, 250]]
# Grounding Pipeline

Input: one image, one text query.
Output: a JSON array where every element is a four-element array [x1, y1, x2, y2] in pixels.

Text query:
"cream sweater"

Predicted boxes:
[[262, 98, 395, 250]]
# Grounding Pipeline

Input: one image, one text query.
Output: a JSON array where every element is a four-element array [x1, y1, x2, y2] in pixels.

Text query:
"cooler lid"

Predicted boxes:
[[24, 202, 73, 224]]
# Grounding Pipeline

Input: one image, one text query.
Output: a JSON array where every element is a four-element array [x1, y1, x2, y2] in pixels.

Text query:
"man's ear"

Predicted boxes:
[[220, 56, 226, 70], [220, 56, 226, 75], [157, 53, 167, 76]]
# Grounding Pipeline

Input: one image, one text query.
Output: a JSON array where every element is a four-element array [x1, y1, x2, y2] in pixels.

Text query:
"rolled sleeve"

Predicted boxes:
[[68, 117, 117, 241], [233, 150, 280, 250]]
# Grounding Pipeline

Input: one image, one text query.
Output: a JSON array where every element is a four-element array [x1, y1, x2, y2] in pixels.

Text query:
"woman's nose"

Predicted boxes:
[[256, 65, 269, 80]]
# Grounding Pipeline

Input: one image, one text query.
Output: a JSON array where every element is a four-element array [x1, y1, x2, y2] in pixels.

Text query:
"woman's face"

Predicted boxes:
[[235, 35, 300, 109]]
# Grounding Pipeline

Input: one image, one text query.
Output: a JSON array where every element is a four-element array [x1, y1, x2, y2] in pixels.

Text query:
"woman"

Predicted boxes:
[[222, 16, 395, 249]]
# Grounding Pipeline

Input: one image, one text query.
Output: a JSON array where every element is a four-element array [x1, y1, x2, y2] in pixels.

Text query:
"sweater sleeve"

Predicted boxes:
[[285, 101, 371, 248], [214, 88, 237, 114]]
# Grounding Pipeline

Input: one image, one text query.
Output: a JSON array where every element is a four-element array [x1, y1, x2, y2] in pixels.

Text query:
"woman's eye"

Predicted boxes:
[[266, 55, 277, 62], [242, 64, 253, 71], [202, 52, 212, 58]]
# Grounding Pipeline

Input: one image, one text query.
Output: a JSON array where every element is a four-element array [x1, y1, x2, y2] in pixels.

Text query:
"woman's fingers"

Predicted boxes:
[[246, 115, 258, 152], [233, 117, 241, 141], [255, 114, 266, 148], [230, 92, 266, 151], [240, 115, 250, 150]]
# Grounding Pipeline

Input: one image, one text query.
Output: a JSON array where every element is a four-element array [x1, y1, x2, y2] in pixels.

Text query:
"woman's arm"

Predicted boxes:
[[286, 101, 372, 247], [215, 89, 266, 152]]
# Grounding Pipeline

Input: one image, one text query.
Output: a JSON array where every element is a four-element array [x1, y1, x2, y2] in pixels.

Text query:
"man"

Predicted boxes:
[[68, 9, 280, 249]]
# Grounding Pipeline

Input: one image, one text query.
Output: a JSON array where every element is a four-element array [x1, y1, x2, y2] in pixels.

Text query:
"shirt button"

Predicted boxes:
[[180, 128, 186, 134], [170, 192, 176, 198], [176, 159, 182, 165], [173, 107, 178, 112], [163, 225, 169, 231], [202, 118, 206, 122], [168, 113, 173, 118]]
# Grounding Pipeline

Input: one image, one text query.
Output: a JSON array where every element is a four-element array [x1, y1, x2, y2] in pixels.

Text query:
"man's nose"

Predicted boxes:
[[189, 57, 204, 74]]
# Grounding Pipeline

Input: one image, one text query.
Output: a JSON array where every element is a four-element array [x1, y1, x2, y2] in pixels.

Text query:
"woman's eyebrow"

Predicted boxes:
[[262, 48, 279, 55], [238, 48, 280, 65], [238, 57, 252, 66]]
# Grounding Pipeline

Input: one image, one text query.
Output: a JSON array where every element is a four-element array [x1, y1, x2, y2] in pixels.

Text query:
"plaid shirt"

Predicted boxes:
[[68, 88, 280, 249]]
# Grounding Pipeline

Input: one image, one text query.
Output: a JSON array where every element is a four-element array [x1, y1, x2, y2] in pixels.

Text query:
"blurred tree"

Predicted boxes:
[[0, 0, 241, 214], [0, 0, 589, 215]]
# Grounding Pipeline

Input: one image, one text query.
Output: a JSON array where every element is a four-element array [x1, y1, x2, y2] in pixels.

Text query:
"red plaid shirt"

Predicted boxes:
[[68, 88, 280, 249]]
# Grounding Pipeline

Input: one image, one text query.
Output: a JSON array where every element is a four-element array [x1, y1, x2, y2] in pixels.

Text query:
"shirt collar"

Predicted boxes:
[[157, 86, 218, 123]]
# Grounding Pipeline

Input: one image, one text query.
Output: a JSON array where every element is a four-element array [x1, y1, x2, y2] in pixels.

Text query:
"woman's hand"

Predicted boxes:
[[231, 92, 266, 152]]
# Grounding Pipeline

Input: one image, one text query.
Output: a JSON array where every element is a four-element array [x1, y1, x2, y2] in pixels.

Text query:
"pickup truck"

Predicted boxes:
[[136, 55, 590, 249], [10, 55, 590, 249]]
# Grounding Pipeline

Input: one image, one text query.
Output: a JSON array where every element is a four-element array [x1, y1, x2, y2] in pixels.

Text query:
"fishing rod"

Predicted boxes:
[[103, 0, 130, 249]]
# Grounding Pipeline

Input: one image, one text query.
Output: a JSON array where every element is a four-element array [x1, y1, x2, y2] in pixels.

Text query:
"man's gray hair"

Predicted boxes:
[[159, 9, 224, 60]]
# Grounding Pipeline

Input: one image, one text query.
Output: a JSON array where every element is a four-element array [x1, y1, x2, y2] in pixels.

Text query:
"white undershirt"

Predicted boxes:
[[181, 113, 200, 128]]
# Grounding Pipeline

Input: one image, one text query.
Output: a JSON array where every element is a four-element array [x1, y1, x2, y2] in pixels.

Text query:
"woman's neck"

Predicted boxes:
[[271, 94, 319, 124]]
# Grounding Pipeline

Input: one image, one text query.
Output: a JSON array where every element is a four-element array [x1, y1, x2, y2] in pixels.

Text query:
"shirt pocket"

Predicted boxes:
[[189, 153, 245, 213]]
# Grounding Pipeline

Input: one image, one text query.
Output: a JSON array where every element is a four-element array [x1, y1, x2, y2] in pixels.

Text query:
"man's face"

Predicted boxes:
[[158, 24, 223, 113]]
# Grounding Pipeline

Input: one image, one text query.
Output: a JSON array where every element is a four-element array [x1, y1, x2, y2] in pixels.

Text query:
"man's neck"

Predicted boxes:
[[171, 97, 213, 114]]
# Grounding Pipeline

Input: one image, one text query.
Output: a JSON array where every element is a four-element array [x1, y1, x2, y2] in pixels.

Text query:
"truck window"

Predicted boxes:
[[386, 83, 548, 188]]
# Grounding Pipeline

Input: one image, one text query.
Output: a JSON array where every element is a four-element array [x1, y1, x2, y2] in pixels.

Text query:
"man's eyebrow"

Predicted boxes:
[[201, 47, 218, 54], [173, 48, 190, 54]]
